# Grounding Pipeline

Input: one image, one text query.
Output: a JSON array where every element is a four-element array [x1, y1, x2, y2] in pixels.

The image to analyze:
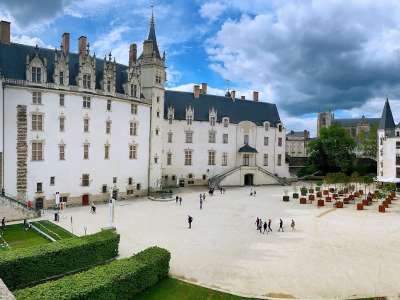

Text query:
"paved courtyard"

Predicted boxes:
[[46, 185, 400, 299]]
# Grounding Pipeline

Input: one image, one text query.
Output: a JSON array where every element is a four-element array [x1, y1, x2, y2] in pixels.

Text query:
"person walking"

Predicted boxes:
[[254, 189, 257, 197], [268, 219, 272, 232], [179, 197, 182, 205], [176, 195, 179, 204], [291, 219, 295, 232], [188, 215, 193, 229], [250, 188, 253, 196], [200, 198, 203, 210], [1, 217, 5, 229], [258, 218, 263, 233], [203, 193, 206, 201], [255, 217, 260, 229], [263, 221, 268, 234], [278, 218, 284, 232]]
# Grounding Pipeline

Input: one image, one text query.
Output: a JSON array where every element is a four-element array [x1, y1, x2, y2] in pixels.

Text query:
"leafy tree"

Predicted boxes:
[[361, 175, 375, 199], [303, 125, 356, 175], [357, 124, 378, 159]]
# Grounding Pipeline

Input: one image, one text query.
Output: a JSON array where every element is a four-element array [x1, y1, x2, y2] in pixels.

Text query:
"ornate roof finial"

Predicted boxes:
[[109, 52, 112, 61]]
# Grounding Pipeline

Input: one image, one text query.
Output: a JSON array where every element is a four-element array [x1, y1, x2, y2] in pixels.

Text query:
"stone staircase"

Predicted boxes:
[[0, 194, 40, 222]]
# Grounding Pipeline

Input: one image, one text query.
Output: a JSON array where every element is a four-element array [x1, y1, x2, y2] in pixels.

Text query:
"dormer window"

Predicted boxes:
[[32, 67, 42, 83], [59, 71, 64, 85], [264, 122, 270, 131], [107, 80, 111, 92], [223, 118, 229, 127], [210, 116, 216, 126], [83, 74, 91, 89], [186, 107, 194, 126], [278, 124, 283, 132]]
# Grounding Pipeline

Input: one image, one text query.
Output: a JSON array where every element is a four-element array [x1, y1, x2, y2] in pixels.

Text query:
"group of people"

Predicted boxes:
[[250, 188, 257, 197], [175, 196, 183, 205], [255, 217, 295, 233]]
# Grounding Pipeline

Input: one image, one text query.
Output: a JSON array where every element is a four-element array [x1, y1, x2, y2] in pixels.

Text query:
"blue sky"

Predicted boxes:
[[2, 0, 400, 135]]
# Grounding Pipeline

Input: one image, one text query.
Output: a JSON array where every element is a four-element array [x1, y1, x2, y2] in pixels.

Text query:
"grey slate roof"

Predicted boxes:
[[379, 98, 396, 130], [332, 117, 380, 127], [0, 41, 129, 94], [164, 90, 281, 126], [238, 144, 258, 153], [286, 130, 307, 137]]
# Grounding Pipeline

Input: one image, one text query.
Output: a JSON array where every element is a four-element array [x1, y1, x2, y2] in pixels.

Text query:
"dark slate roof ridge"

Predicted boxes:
[[379, 98, 396, 130], [238, 144, 258, 153]]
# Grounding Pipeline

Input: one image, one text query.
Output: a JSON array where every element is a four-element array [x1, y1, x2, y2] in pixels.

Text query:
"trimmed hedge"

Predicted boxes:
[[14, 246, 171, 300], [0, 230, 119, 290]]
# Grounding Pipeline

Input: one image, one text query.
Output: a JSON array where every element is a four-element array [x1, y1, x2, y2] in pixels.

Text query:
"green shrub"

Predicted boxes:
[[14, 246, 171, 300], [0, 230, 119, 290]]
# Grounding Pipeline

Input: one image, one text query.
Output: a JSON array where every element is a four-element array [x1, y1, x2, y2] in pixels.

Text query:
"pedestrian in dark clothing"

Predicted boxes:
[[263, 221, 268, 234], [179, 197, 182, 205], [255, 217, 260, 229], [278, 218, 284, 232], [254, 189, 256, 196], [291, 219, 295, 232], [200, 198, 203, 210], [258, 219, 262, 233], [188, 215, 193, 229], [1, 217, 5, 229], [176, 196, 179, 204], [203, 193, 206, 201], [268, 219, 272, 232]]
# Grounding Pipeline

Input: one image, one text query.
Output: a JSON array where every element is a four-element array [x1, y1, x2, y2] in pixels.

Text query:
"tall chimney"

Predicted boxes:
[[129, 43, 137, 67], [0, 21, 10, 44], [78, 36, 87, 56], [201, 82, 207, 95], [62, 33, 70, 56], [241, 95, 245, 100], [231, 90, 236, 100], [253, 91, 259, 102], [194, 84, 200, 99]]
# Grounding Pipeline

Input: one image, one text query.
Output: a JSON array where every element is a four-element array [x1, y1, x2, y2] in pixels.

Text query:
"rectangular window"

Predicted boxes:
[[82, 174, 90, 186], [244, 134, 249, 144], [32, 113, 43, 131], [277, 154, 282, 166], [83, 96, 91, 108], [243, 154, 250, 166], [106, 121, 111, 134], [208, 150, 216, 165], [209, 131, 216, 143], [136, 183, 141, 190], [32, 67, 41, 83], [168, 132, 173, 143], [397, 168, 400, 178], [210, 116, 216, 126], [107, 100, 111, 111], [396, 141, 400, 149], [396, 155, 400, 165], [223, 118, 229, 127], [107, 80, 111, 92], [168, 114, 173, 124], [83, 74, 91, 89], [264, 154, 268, 166], [59, 71, 64, 85], [184, 149, 192, 166], [278, 137, 282, 147], [134, 85, 137, 98], [130, 122, 137, 136], [264, 137, 269, 146], [59, 144, 65, 160], [36, 182, 42, 193], [129, 145, 137, 159], [113, 177, 117, 184], [102, 184, 108, 193], [83, 144, 89, 160], [59, 116, 65, 132], [131, 104, 137, 114], [83, 118, 89, 132], [222, 152, 228, 166], [104, 144, 110, 159], [50, 176, 55, 185], [32, 91, 42, 104], [59, 94, 65, 106], [186, 115, 193, 125], [185, 131, 193, 143], [223, 133, 228, 144], [167, 152, 172, 165], [32, 141, 43, 161]]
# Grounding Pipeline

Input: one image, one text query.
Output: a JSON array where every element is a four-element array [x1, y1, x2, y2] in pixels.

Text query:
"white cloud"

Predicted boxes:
[[12, 35, 54, 49], [199, 1, 227, 22]]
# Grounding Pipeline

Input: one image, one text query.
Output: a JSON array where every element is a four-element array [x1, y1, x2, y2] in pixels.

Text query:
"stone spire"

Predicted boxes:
[[147, 8, 161, 59], [379, 98, 395, 131]]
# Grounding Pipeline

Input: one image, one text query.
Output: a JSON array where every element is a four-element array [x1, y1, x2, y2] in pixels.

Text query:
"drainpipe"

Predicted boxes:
[[2, 82, 4, 194]]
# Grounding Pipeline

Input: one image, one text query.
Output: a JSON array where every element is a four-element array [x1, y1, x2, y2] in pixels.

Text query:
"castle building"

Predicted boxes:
[[377, 99, 400, 182], [0, 16, 289, 209]]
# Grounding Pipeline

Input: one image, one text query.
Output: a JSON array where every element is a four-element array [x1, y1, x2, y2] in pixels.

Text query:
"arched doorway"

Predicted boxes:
[[244, 174, 254, 186]]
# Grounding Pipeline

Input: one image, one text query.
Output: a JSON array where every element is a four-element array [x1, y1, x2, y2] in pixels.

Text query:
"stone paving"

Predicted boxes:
[[47, 185, 400, 299]]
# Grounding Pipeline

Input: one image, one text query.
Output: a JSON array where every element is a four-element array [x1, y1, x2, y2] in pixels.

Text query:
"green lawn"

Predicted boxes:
[[136, 277, 261, 300], [0, 223, 50, 250], [32, 220, 76, 240]]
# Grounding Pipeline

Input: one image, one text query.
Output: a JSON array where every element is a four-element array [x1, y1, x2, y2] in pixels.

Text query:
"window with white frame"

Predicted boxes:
[[167, 152, 172, 165], [104, 144, 110, 159], [59, 144, 65, 160], [244, 134, 249, 145], [32, 91, 42, 104], [168, 110, 174, 124], [208, 150, 216, 165], [106, 120, 111, 134], [277, 154, 282, 166], [131, 103, 138, 114], [107, 79, 111, 92], [209, 130, 216, 143], [32, 113, 43, 131], [185, 131, 193, 143], [264, 122, 270, 131], [184, 149, 192, 165], [222, 152, 228, 166], [223, 118, 229, 127], [59, 116, 65, 132], [83, 74, 91, 89], [264, 136, 269, 146], [82, 174, 90, 186], [59, 94, 65, 106], [59, 71, 64, 85], [223, 133, 228, 144], [83, 118, 89, 132], [129, 144, 137, 159], [168, 132, 173, 143], [210, 115, 216, 126], [278, 137, 282, 147], [32, 141, 43, 161], [83, 143, 89, 159], [107, 100, 112, 111], [129, 122, 137, 136], [263, 153, 268, 166], [31, 67, 42, 83], [83, 96, 91, 108]]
